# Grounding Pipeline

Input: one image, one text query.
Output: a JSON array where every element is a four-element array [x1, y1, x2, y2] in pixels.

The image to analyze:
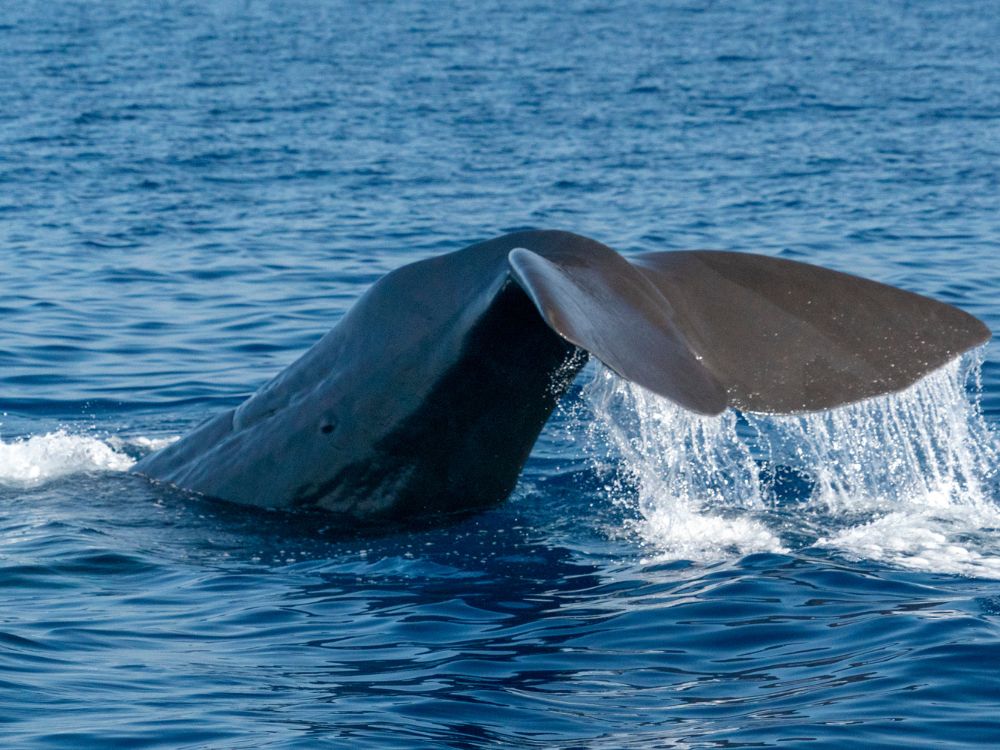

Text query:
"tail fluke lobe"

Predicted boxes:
[[630, 250, 990, 413]]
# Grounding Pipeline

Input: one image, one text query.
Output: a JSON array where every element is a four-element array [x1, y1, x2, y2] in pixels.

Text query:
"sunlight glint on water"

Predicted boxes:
[[584, 355, 1000, 575]]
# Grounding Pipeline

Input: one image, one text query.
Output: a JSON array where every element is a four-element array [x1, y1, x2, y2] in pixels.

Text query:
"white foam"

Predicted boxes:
[[584, 355, 1000, 577], [108, 435, 179, 452], [817, 506, 1000, 578], [0, 430, 137, 485]]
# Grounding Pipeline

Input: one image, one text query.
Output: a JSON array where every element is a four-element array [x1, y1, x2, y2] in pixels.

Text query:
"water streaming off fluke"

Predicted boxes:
[[583, 354, 1000, 576]]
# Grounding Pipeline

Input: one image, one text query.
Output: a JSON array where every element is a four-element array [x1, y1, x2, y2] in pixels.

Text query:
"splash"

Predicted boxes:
[[747, 356, 1000, 575], [583, 367, 784, 561], [584, 355, 1000, 577], [0, 430, 157, 486]]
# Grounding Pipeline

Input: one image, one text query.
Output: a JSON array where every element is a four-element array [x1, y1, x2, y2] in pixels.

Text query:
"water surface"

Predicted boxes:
[[3, 1, 1000, 747]]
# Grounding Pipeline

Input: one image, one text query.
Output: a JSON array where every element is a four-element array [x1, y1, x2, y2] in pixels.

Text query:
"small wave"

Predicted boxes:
[[584, 354, 1000, 577], [0, 431, 149, 485]]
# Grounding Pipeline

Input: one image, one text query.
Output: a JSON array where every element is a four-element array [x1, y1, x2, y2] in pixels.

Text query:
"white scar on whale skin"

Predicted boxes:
[[132, 230, 991, 523]]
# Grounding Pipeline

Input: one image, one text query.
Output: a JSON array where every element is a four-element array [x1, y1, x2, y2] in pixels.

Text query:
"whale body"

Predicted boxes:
[[133, 231, 990, 520]]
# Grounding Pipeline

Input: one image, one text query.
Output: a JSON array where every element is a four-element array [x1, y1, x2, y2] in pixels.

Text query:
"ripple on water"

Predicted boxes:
[[3, 0, 1000, 746]]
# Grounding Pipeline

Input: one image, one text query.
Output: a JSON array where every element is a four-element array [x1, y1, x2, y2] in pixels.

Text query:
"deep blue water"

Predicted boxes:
[[3, 1, 1000, 747]]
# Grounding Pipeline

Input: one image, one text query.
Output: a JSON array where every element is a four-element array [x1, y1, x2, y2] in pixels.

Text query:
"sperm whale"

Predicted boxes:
[[133, 231, 991, 520]]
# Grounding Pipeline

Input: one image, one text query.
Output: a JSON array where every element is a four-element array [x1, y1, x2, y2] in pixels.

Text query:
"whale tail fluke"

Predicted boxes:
[[508, 239, 990, 415], [632, 250, 989, 413]]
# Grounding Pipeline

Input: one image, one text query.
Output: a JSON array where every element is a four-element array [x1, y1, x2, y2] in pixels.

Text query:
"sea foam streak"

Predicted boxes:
[[584, 354, 1000, 577], [0, 431, 177, 485]]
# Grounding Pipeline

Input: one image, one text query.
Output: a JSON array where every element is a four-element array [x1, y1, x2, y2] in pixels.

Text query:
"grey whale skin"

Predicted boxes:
[[134, 231, 990, 520]]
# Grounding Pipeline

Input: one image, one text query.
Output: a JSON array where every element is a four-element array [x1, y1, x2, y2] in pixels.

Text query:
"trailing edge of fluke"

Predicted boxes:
[[134, 231, 990, 520]]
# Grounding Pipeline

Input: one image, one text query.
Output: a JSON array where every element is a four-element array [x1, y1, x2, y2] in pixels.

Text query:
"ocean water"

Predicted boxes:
[[3, 0, 1000, 747]]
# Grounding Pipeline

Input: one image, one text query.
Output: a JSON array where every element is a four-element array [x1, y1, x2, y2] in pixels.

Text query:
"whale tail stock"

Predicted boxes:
[[134, 230, 990, 517]]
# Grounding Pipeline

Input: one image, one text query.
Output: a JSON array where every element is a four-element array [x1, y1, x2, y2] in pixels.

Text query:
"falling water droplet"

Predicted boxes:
[[582, 352, 1000, 576]]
